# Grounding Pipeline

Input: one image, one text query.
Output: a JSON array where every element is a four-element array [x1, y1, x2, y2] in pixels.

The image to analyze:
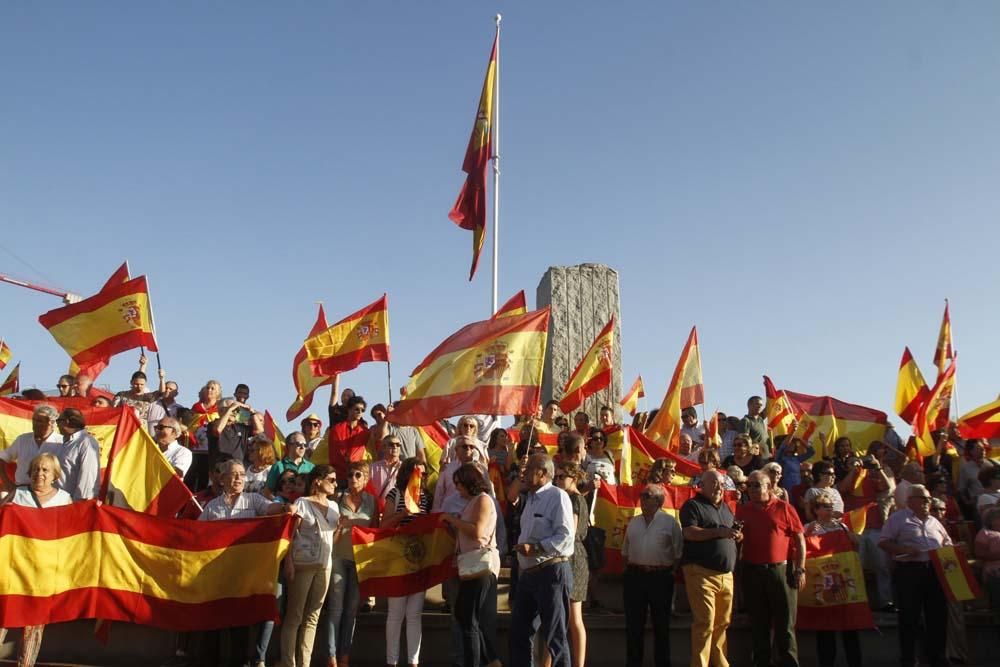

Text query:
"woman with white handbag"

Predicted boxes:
[[441, 463, 502, 667], [280, 464, 340, 667]]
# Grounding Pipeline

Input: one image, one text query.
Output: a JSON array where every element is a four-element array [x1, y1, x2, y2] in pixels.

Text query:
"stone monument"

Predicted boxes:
[[536, 264, 622, 420]]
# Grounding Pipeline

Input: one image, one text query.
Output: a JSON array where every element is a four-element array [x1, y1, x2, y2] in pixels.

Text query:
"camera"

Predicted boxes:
[[862, 456, 879, 470]]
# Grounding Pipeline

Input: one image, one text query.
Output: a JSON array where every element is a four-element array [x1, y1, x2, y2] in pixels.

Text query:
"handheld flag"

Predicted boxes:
[[286, 305, 336, 421], [645, 326, 703, 449], [797, 530, 874, 631], [263, 411, 287, 458], [387, 308, 550, 426], [448, 33, 497, 280], [620, 376, 644, 417], [69, 262, 132, 381], [303, 295, 390, 377], [352, 513, 457, 597], [558, 317, 614, 414], [930, 546, 982, 602], [957, 397, 1000, 440], [0, 364, 19, 396], [403, 466, 423, 514], [38, 276, 158, 368], [0, 340, 11, 371], [492, 290, 526, 319], [894, 347, 931, 426], [764, 375, 798, 436], [914, 357, 957, 456], [933, 300, 954, 375]]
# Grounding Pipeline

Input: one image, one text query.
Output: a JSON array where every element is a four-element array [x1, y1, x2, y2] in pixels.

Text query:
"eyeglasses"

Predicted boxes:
[[56, 384, 70, 389], [386, 441, 401, 447], [350, 472, 364, 479], [291, 442, 307, 448], [154, 424, 173, 431]]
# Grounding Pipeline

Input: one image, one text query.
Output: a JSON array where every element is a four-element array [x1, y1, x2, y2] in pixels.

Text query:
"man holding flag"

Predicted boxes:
[[880, 484, 953, 667]]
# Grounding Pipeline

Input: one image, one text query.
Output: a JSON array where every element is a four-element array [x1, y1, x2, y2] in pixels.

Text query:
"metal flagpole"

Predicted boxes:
[[490, 14, 501, 315], [387, 361, 393, 405]]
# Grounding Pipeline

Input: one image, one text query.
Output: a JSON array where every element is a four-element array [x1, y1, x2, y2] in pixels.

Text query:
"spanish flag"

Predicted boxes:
[[764, 375, 798, 437], [303, 295, 390, 378], [894, 347, 931, 426], [0, 364, 18, 397], [449, 31, 497, 281], [263, 410, 287, 458], [352, 513, 457, 597], [533, 420, 561, 455], [620, 375, 644, 417], [0, 340, 11, 371], [618, 426, 701, 486], [645, 326, 703, 449], [0, 398, 118, 469], [558, 317, 614, 414], [102, 406, 195, 517], [38, 276, 158, 368], [492, 290, 527, 319], [914, 357, 956, 456], [842, 503, 874, 535], [415, 422, 449, 492], [933, 299, 954, 375], [285, 305, 336, 422], [388, 308, 550, 426], [69, 262, 132, 381], [930, 545, 982, 602], [957, 397, 1000, 440], [797, 530, 874, 631], [0, 500, 292, 630]]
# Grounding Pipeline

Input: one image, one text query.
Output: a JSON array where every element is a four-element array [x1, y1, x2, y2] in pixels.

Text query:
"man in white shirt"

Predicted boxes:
[[893, 461, 925, 510], [621, 483, 683, 667], [509, 453, 575, 667], [54, 408, 101, 501], [153, 416, 193, 478], [0, 404, 63, 489]]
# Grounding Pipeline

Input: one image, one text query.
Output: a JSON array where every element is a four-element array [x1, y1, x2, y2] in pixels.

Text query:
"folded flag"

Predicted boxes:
[[930, 545, 982, 603], [352, 513, 457, 597], [303, 295, 390, 378], [0, 500, 292, 630], [797, 530, 874, 631]]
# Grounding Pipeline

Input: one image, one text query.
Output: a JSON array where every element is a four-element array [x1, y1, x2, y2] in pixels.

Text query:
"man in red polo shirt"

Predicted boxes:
[[328, 395, 369, 485], [735, 470, 806, 667]]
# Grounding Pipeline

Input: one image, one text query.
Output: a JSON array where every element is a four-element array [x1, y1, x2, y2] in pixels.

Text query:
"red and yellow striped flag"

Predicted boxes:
[[38, 276, 158, 367], [448, 32, 497, 281], [388, 308, 550, 426], [933, 300, 954, 375], [843, 503, 874, 535], [0, 340, 11, 371], [797, 530, 874, 631], [619, 426, 701, 486], [620, 375, 644, 417], [303, 295, 390, 377], [286, 305, 336, 421], [0, 398, 118, 470], [914, 357, 956, 456], [895, 347, 931, 426], [102, 406, 195, 517], [415, 422, 449, 492], [0, 364, 19, 397], [764, 375, 798, 437], [957, 397, 1000, 440], [930, 545, 982, 602], [0, 500, 292, 630], [352, 513, 457, 597], [559, 317, 614, 414], [769, 382, 888, 458], [492, 290, 526, 319], [644, 326, 703, 449], [403, 466, 422, 514], [263, 410, 287, 458], [70, 262, 132, 382]]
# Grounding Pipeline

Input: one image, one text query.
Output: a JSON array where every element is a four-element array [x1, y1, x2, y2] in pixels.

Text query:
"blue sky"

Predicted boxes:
[[2, 3, 998, 432]]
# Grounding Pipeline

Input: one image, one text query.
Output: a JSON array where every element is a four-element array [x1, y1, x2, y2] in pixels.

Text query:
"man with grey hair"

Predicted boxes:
[[54, 408, 101, 500], [510, 453, 574, 667], [880, 483, 953, 667], [681, 470, 741, 667], [622, 482, 683, 667], [152, 416, 192, 478], [0, 404, 63, 490]]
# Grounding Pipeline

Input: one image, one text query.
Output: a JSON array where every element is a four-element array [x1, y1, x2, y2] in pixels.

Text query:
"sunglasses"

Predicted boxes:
[[350, 472, 364, 479]]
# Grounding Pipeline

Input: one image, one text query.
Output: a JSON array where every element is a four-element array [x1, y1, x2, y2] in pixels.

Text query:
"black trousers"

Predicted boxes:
[[455, 573, 499, 667], [894, 562, 948, 667], [815, 630, 861, 667], [623, 567, 674, 667], [741, 563, 799, 667]]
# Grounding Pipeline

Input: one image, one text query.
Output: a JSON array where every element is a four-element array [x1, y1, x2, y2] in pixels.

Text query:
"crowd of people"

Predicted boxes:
[[1, 368, 999, 667]]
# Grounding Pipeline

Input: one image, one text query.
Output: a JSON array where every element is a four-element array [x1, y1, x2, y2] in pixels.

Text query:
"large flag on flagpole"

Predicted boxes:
[[286, 305, 336, 422], [448, 32, 498, 281], [914, 357, 957, 456], [303, 295, 390, 378], [644, 326, 703, 449], [38, 276, 158, 368], [933, 299, 954, 375], [68, 262, 132, 381], [957, 397, 1000, 440], [894, 347, 931, 426], [492, 290, 526, 319], [558, 317, 614, 414], [620, 375, 644, 417], [0, 364, 19, 396], [387, 308, 550, 426]]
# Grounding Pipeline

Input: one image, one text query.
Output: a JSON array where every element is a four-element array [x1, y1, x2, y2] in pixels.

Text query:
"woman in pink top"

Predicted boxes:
[[441, 463, 501, 667], [975, 506, 1000, 612]]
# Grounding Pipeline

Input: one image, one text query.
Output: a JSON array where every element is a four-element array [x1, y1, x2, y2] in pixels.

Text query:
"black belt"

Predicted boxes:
[[744, 560, 787, 569]]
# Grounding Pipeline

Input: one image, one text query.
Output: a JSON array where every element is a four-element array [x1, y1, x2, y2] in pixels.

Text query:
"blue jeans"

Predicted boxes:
[[326, 558, 360, 658], [255, 576, 284, 662], [509, 560, 572, 667]]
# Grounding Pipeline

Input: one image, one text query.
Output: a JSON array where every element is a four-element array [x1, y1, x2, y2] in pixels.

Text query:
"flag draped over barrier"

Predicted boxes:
[[0, 501, 292, 630]]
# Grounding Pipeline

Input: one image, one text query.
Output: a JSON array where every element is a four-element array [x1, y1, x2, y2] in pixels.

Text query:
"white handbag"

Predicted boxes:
[[456, 522, 498, 580]]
